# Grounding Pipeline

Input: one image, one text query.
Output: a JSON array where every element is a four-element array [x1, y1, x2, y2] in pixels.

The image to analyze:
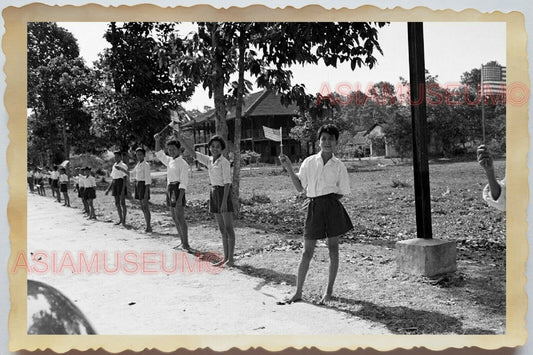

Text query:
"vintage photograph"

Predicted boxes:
[[22, 19, 509, 338]]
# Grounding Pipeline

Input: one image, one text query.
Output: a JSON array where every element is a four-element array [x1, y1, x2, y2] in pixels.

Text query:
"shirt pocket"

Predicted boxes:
[[323, 166, 339, 186]]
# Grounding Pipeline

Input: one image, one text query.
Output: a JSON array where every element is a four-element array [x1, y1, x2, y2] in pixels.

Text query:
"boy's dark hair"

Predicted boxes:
[[166, 139, 181, 149], [317, 124, 340, 141], [113, 150, 122, 155], [53, 165, 58, 170], [208, 135, 226, 150]]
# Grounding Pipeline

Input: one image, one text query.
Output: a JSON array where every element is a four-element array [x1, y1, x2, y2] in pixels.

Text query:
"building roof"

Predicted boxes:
[[182, 90, 298, 127], [353, 131, 370, 145]]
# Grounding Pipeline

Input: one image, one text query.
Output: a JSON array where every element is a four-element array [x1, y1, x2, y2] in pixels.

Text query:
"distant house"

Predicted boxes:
[[182, 90, 303, 163], [363, 124, 398, 157], [352, 131, 371, 157]]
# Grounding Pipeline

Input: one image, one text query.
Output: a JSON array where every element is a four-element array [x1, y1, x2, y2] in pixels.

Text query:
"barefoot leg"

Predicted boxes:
[[289, 238, 316, 302], [320, 236, 339, 304]]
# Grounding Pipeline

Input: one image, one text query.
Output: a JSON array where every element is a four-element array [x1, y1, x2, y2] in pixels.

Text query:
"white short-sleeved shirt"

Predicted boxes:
[[78, 174, 86, 187], [155, 150, 189, 190], [59, 174, 68, 183], [133, 160, 151, 185], [50, 171, 59, 180], [195, 152, 231, 187], [83, 175, 96, 188], [110, 161, 128, 179], [483, 178, 506, 212], [297, 153, 351, 198]]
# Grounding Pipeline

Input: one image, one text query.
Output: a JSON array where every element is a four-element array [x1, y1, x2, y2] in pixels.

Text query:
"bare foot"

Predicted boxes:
[[226, 260, 235, 267], [145, 227, 153, 233], [319, 294, 333, 305], [212, 259, 227, 267], [114, 221, 122, 225], [277, 293, 302, 305]]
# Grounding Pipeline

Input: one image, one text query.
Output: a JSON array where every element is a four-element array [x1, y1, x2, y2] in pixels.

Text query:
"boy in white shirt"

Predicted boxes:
[[59, 167, 70, 207], [83, 167, 97, 219], [154, 133, 191, 251], [279, 124, 353, 305], [133, 147, 152, 232], [50, 165, 60, 202], [105, 150, 129, 226]]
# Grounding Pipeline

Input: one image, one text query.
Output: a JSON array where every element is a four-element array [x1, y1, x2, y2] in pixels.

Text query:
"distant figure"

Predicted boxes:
[[154, 133, 192, 251], [27, 168, 35, 193], [176, 130, 236, 266], [83, 167, 97, 220], [105, 150, 129, 226], [34, 168, 45, 196], [50, 165, 61, 202], [279, 124, 353, 305], [77, 168, 89, 215], [477, 145, 505, 212], [59, 167, 70, 207], [133, 147, 152, 233]]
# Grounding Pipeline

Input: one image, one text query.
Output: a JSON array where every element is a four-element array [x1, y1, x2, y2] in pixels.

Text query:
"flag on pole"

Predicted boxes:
[[168, 107, 192, 132], [481, 65, 506, 95], [263, 126, 282, 142]]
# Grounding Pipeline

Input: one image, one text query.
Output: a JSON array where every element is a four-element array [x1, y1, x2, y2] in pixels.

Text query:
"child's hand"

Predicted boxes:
[[154, 133, 160, 140], [278, 154, 292, 169], [477, 145, 493, 170]]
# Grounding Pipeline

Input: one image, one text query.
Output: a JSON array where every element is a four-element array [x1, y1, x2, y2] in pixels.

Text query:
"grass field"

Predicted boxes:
[[52, 157, 506, 335]]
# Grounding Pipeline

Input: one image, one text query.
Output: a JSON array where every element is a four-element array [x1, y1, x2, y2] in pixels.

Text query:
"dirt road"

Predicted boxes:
[[26, 193, 389, 335]]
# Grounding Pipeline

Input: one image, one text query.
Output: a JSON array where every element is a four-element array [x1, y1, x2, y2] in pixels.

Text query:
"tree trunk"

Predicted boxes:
[[209, 23, 229, 142], [61, 114, 69, 162], [231, 25, 246, 217], [110, 22, 122, 93]]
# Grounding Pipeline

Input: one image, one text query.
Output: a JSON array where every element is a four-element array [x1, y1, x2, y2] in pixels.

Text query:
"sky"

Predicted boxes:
[[58, 21, 506, 111]]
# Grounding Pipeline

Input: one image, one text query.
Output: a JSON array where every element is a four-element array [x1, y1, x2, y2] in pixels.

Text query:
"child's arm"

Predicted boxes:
[[477, 145, 501, 200], [105, 180, 114, 195], [279, 154, 303, 193]]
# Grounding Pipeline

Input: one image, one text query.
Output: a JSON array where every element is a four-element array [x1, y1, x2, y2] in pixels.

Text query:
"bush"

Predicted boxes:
[[241, 150, 261, 165], [391, 179, 410, 188]]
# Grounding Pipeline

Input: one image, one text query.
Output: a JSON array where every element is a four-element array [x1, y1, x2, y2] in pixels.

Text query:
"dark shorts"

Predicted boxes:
[[304, 193, 354, 240], [60, 183, 68, 193], [166, 182, 186, 207], [209, 186, 234, 213], [79, 187, 85, 199], [36, 178, 43, 186], [135, 181, 150, 201], [48, 178, 52, 185], [51, 179, 59, 188], [84, 187, 96, 200], [112, 178, 127, 197]]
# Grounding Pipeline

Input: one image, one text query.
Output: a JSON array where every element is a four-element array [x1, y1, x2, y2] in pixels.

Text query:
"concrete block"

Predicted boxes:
[[396, 238, 457, 276]]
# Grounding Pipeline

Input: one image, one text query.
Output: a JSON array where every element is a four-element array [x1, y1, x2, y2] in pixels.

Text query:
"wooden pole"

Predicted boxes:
[[408, 22, 433, 239], [481, 64, 486, 144]]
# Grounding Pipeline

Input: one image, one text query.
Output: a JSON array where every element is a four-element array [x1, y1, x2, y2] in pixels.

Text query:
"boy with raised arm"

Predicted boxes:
[[105, 150, 129, 226]]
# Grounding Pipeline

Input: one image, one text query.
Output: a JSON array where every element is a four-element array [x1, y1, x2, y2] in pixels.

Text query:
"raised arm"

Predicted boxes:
[[279, 154, 304, 193], [477, 145, 501, 200]]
